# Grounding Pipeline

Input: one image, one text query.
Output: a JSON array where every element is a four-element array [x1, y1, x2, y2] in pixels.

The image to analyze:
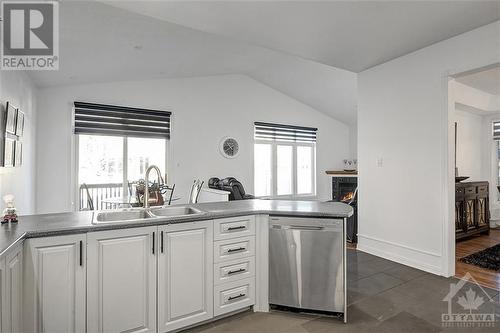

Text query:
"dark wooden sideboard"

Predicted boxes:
[[455, 181, 490, 241]]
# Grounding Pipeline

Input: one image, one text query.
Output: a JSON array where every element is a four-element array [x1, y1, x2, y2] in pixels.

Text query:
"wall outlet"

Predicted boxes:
[[376, 157, 383, 167]]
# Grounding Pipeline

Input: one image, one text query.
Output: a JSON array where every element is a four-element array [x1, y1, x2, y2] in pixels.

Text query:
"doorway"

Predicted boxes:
[[448, 64, 500, 290]]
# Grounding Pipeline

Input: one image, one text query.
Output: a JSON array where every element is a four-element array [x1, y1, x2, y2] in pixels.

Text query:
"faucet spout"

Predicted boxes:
[[144, 165, 164, 209]]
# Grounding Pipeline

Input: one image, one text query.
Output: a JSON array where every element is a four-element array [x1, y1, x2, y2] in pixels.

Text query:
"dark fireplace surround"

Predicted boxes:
[[332, 177, 358, 243]]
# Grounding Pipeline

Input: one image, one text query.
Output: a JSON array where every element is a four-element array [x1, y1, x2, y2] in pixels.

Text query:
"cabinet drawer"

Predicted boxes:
[[478, 186, 488, 195], [214, 216, 255, 240], [465, 187, 476, 194], [214, 278, 255, 317], [214, 257, 255, 285], [214, 236, 255, 263]]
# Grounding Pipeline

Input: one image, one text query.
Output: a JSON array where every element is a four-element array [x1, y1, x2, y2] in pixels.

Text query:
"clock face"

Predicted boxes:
[[220, 137, 239, 158]]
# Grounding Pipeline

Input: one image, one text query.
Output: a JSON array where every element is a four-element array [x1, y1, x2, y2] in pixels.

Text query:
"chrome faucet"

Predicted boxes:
[[144, 165, 164, 209]]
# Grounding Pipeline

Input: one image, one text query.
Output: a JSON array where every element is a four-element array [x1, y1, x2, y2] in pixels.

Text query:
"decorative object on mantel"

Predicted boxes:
[[343, 159, 357, 171], [454, 122, 469, 183], [219, 137, 239, 158], [2, 194, 18, 224], [326, 170, 357, 176]]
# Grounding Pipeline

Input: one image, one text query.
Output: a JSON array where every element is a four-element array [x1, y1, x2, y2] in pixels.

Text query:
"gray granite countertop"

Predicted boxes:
[[0, 199, 353, 256]]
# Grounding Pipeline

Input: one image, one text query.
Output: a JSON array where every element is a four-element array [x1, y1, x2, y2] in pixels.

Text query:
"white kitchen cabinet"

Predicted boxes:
[[157, 221, 213, 332], [3, 245, 23, 333], [214, 277, 255, 317], [1, 244, 23, 333], [23, 234, 85, 333], [87, 226, 157, 333], [213, 215, 255, 240]]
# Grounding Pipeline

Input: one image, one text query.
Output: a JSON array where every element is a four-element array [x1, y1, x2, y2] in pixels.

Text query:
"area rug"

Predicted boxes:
[[459, 243, 500, 271]]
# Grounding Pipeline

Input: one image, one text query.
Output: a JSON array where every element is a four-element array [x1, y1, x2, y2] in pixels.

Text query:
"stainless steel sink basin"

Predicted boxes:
[[92, 206, 206, 224], [149, 206, 205, 218], [93, 209, 154, 224]]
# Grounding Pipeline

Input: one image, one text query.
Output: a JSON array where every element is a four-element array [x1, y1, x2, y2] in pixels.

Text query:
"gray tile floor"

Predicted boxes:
[[185, 249, 500, 332]]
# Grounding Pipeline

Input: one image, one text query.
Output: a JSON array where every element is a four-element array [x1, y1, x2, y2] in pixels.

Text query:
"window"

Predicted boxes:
[[493, 121, 500, 192], [78, 135, 166, 185], [75, 102, 170, 210], [254, 122, 316, 198]]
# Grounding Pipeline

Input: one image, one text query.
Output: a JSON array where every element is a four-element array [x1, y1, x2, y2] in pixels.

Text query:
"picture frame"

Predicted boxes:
[[5, 102, 17, 135], [14, 141, 22, 167], [3, 138, 15, 167], [15, 110, 24, 137]]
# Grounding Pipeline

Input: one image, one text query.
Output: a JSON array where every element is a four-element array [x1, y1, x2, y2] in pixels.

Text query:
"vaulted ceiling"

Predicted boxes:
[[28, 1, 500, 126], [108, 0, 500, 72]]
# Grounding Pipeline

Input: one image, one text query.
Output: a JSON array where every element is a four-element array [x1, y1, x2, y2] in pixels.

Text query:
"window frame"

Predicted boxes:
[[254, 138, 316, 199], [73, 134, 169, 211]]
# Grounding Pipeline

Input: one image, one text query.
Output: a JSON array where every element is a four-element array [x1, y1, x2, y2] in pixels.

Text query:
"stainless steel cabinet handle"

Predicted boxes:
[[228, 294, 246, 301], [227, 226, 246, 231], [227, 268, 246, 275], [227, 247, 246, 253]]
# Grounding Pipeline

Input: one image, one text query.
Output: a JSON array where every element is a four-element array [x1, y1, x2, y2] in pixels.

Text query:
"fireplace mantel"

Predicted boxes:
[[326, 170, 358, 177]]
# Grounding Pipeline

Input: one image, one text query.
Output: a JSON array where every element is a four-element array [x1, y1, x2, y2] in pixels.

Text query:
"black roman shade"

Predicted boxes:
[[493, 121, 500, 141], [254, 122, 317, 143], [74, 102, 171, 139]]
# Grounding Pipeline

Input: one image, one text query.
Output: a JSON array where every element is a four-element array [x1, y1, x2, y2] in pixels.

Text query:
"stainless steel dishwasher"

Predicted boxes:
[[269, 216, 346, 319]]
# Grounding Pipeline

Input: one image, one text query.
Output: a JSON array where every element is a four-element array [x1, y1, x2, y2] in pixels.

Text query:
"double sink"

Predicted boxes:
[[93, 206, 206, 224]]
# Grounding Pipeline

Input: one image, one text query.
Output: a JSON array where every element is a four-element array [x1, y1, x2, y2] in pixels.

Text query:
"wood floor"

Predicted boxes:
[[455, 228, 500, 291]]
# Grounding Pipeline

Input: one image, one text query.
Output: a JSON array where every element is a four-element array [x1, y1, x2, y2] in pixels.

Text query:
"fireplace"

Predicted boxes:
[[332, 176, 358, 243]]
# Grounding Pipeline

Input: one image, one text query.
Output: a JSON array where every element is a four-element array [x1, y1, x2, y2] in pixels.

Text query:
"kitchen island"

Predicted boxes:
[[0, 199, 352, 332]]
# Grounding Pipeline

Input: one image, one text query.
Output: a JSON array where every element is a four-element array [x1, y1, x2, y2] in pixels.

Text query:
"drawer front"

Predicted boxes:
[[214, 278, 255, 317], [214, 236, 255, 263], [214, 257, 255, 285], [214, 216, 256, 240], [465, 187, 476, 194], [478, 186, 488, 195]]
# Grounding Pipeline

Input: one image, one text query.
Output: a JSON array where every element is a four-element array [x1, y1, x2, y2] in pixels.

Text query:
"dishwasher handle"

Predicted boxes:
[[271, 225, 324, 231]]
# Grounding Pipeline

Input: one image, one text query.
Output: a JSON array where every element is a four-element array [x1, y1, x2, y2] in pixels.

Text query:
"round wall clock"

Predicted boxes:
[[219, 137, 239, 158]]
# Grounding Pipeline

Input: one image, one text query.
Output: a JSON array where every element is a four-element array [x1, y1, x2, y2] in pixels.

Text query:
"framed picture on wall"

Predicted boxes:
[[14, 141, 22, 167], [15, 110, 24, 137], [3, 138, 14, 167], [5, 102, 17, 135]]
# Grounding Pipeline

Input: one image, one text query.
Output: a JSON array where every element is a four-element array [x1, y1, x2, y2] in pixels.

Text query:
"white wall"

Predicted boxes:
[[36, 74, 351, 214], [453, 109, 486, 182], [0, 71, 37, 215], [358, 21, 500, 276]]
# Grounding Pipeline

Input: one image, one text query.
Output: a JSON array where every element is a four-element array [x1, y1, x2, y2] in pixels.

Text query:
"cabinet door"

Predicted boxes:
[[158, 221, 213, 332], [87, 227, 157, 333], [24, 234, 86, 333], [4, 245, 22, 333]]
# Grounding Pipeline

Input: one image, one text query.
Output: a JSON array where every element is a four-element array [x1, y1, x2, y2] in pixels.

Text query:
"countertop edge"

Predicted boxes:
[[1, 201, 353, 257]]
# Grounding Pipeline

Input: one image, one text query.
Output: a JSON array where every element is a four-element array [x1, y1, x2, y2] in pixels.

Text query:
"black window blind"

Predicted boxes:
[[74, 102, 171, 139], [493, 121, 500, 140], [254, 122, 317, 143]]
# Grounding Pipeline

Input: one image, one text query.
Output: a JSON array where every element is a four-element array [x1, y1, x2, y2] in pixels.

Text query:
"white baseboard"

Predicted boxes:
[[357, 234, 443, 276]]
